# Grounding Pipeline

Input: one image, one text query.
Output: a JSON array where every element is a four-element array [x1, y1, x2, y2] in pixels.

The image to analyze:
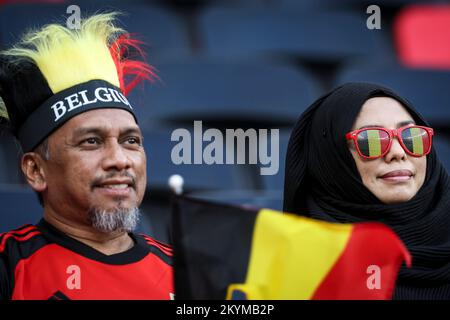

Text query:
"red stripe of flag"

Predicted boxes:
[[312, 223, 411, 300]]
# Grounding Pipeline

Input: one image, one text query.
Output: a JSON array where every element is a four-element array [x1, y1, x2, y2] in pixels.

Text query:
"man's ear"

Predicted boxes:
[[21, 153, 47, 192]]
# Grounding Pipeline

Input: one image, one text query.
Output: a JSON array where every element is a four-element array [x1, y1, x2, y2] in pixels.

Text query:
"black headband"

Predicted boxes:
[[18, 79, 137, 152]]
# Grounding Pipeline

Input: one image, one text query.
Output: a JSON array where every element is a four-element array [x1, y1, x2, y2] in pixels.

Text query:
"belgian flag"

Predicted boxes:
[[172, 196, 411, 300]]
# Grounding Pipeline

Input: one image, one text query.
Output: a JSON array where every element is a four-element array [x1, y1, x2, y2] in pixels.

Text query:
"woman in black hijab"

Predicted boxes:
[[284, 82, 450, 300]]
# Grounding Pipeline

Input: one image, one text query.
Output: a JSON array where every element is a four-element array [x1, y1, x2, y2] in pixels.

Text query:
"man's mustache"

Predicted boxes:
[[91, 171, 137, 189]]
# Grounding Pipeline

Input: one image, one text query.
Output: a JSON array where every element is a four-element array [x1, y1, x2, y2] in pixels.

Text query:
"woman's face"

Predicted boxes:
[[349, 97, 427, 204]]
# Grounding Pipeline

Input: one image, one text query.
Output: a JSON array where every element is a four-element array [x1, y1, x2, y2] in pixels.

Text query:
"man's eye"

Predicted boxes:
[[126, 137, 142, 145], [82, 137, 99, 145]]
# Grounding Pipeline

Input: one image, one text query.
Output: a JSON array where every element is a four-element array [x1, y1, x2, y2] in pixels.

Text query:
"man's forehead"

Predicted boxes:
[[72, 125, 142, 136], [62, 109, 139, 133]]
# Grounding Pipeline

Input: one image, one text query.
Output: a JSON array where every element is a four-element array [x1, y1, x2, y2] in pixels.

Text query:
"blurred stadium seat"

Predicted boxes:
[[0, 2, 191, 61], [210, 0, 446, 11], [0, 156, 7, 184], [198, 7, 393, 64], [277, 0, 443, 10], [394, 4, 450, 69], [0, 129, 23, 185], [336, 64, 450, 129], [143, 128, 245, 191], [260, 129, 290, 192], [0, 185, 42, 232], [130, 59, 321, 128], [189, 189, 283, 211], [184, 130, 290, 212], [434, 136, 450, 174]]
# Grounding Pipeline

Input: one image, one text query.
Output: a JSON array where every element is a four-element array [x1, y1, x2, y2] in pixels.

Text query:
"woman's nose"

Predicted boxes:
[[384, 137, 407, 162]]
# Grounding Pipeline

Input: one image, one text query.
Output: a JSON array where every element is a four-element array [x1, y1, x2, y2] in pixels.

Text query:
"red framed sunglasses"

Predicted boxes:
[[345, 125, 434, 159]]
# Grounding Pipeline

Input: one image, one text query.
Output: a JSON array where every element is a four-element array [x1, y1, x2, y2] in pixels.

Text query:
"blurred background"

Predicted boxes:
[[0, 0, 449, 243]]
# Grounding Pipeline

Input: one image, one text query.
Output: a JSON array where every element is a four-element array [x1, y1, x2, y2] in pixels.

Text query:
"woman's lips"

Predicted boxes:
[[379, 170, 413, 182]]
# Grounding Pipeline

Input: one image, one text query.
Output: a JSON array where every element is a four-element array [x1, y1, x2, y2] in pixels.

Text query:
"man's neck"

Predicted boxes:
[[43, 211, 134, 256]]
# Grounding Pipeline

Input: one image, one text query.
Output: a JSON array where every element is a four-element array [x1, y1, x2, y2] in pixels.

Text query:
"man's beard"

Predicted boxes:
[[88, 206, 140, 233]]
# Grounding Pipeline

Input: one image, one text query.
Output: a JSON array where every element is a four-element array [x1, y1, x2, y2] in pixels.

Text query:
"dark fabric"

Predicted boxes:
[[172, 196, 257, 300], [0, 56, 53, 135], [283, 82, 450, 300]]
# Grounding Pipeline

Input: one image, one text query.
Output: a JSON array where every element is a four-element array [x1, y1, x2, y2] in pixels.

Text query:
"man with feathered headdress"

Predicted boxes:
[[0, 12, 173, 300]]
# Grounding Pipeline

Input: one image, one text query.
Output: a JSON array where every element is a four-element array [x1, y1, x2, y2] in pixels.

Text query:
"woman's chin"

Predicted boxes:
[[377, 191, 416, 204]]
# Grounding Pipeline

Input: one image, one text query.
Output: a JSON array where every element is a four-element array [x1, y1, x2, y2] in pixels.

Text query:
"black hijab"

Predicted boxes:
[[284, 82, 450, 299]]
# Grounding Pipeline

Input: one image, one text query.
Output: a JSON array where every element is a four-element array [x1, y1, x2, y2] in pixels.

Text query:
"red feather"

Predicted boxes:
[[109, 33, 158, 96]]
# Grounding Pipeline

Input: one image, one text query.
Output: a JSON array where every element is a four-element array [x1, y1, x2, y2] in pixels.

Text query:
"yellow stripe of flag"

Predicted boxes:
[[410, 127, 424, 154]]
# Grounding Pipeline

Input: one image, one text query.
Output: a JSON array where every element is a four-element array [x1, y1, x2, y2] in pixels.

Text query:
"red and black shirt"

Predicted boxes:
[[0, 219, 173, 300]]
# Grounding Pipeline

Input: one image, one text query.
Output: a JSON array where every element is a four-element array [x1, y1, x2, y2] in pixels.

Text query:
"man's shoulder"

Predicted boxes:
[[0, 224, 49, 299], [0, 224, 47, 258], [135, 233, 173, 265]]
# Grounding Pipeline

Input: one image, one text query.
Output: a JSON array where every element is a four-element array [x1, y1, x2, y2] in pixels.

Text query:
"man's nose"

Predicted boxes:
[[102, 141, 131, 171]]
